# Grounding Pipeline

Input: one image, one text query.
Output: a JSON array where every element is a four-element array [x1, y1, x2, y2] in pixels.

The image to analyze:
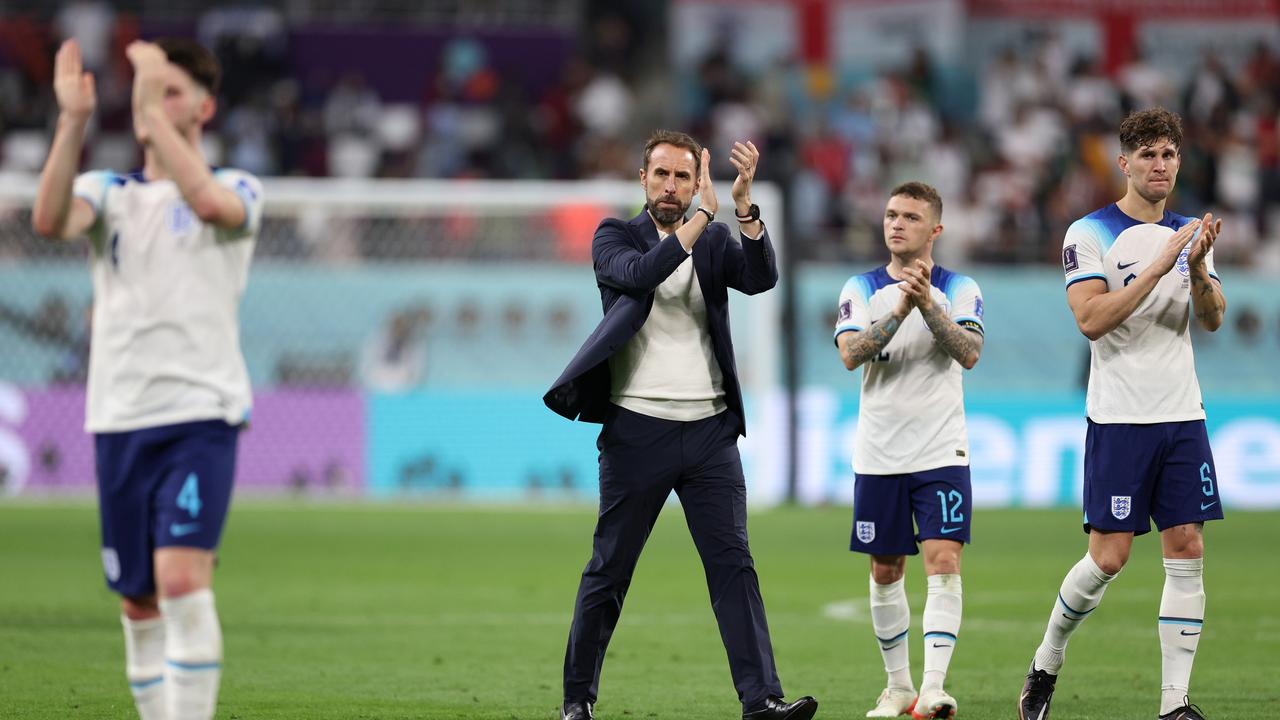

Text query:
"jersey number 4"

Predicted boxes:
[[177, 473, 202, 518]]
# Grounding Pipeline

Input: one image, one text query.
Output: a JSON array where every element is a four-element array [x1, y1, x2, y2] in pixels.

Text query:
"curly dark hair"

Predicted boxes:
[[642, 129, 702, 177], [889, 181, 943, 221], [1119, 107, 1183, 154]]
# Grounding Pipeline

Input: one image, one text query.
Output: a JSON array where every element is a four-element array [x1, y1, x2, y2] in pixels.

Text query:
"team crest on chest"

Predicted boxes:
[[1111, 495, 1132, 520], [1175, 244, 1191, 277], [166, 200, 198, 236], [856, 521, 876, 543]]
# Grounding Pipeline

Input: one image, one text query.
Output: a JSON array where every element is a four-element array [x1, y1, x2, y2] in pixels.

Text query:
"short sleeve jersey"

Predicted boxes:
[[835, 265, 984, 475], [1063, 203, 1217, 424], [72, 168, 264, 433]]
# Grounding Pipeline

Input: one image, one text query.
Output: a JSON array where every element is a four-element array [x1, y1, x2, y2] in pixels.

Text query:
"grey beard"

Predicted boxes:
[[649, 203, 685, 226]]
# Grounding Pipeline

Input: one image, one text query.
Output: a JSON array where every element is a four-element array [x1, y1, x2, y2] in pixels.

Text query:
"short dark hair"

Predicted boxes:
[[1119, 107, 1183, 154], [889, 181, 943, 221], [155, 38, 221, 95], [643, 129, 702, 177]]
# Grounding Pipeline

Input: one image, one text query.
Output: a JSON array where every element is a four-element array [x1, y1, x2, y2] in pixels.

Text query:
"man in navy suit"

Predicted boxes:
[[545, 130, 818, 720]]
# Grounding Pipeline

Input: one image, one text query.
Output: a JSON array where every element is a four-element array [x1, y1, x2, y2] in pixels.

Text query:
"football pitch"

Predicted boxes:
[[1, 503, 1274, 719]]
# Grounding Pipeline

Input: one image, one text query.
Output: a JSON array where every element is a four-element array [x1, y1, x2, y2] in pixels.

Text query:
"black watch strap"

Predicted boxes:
[[735, 203, 760, 222], [696, 206, 715, 222]]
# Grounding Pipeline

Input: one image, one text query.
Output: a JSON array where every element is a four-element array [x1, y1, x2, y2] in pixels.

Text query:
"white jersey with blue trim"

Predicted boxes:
[[72, 167, 264, 433], [1062, 203, 1216, 424], [835, 265, 984, 475]]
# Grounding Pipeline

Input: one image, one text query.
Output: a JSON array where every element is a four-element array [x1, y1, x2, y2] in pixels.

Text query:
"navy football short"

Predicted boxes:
[[1083, 419, 1223, 536], [850, 465, 972, 556], [94, 419, 240, 597]]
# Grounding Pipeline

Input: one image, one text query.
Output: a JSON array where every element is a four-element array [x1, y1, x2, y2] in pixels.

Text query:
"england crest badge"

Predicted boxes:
[[1111, 496, 1132, 520], [856, 521, 876, 543]]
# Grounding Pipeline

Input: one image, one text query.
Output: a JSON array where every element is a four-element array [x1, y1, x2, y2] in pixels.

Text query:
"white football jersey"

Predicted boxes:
[[1063, 204, 1217, 424], [73, 168, 263, 433], [835, 265, 984, 475]]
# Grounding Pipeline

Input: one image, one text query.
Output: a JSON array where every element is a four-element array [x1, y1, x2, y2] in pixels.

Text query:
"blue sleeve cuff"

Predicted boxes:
[[1066, 274, 1107, 288]]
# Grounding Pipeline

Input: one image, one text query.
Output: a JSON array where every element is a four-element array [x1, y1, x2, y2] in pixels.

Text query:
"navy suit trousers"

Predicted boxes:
[[562, 405, 783, 710]]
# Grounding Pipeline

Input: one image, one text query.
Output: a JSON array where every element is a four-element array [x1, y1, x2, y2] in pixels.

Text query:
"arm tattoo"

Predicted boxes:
[[840, 313, 903, 368], [920, 303, 983, 366], [1190, 274, 1224, 323]]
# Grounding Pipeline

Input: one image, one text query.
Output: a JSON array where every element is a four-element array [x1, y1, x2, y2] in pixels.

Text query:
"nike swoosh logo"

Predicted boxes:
[[940, 526, 962, 534], [1180, 629, 1201, 636], [1019, 691, 1050, 720], [1117, 260, 1139, 269], [169, 522, 201, 537], [932, 643, 952, 648], [1200, 501, 1217, 511], [880, 643, 902, 651]]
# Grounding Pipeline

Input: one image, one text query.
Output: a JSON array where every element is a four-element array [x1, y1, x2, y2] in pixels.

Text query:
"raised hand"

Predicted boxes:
[[698, 148, 718, 216], [1185, 212, 1221, 270], [125, 40, 169, 77], [126, 40, 172, 110], [1152, 218, 1202, 275], [729, 140, 759, 211], [53, 40, 96, 121], [126, 41, 175, 143]]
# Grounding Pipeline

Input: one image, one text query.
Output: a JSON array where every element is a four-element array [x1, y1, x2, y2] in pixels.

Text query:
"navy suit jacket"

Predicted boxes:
[[543, 210, 778, 437]]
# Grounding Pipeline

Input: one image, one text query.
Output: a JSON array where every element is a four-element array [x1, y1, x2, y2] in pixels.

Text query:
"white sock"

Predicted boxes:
[[922, 574, 962, 692], [122, 615, 167, 720], [869, 575, 913, 691], [160, 589, 222, 720], [1034, 553, 1117, 674], [1159, 558, 1204, 715]]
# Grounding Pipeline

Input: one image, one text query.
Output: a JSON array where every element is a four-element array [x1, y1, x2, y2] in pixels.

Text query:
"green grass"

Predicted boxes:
[[0, 503, 1275, 719]]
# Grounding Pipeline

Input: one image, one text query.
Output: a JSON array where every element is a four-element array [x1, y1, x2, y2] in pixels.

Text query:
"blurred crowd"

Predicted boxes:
[[1, 3, 1278, 268], [755, 35, 1280, 268]]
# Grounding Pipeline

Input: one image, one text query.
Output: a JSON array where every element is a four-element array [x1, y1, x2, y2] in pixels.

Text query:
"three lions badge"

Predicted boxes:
[[856, 521, 876, 543], [1111, 495, 1132, 520]]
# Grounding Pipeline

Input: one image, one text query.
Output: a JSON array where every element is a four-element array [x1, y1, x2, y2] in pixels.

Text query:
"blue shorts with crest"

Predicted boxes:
[[850, 465, 972, 556], [1083, 419, 1223, 535], [95, 419, 240, 597]]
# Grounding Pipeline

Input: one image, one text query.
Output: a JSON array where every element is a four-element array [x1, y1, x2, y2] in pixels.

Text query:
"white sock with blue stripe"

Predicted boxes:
[[1034, 553, 1117, 674], [869, 575, 913, 691], [160, 589, 222, 720], [1159, 558, 1204, 715], [922, 574, 962, 692], [122, 614, 167, 720]]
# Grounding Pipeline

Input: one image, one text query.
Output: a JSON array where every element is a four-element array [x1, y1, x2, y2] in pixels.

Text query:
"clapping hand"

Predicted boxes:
[[1185, 212, 1221, 271], [54, 40, 96, 121], [697, 148, 718, 217], [126, 41, 178, 142], [729, 141, 759, 213], [898, 259, 935, 312], [1153, 218, 1202, 275]]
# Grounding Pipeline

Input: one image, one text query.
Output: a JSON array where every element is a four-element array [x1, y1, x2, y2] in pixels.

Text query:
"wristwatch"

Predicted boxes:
[[696, 206, 715, 222], [735, 203, 760, 222]]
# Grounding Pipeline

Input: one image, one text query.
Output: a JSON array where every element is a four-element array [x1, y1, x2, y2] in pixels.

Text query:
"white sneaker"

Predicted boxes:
[[911, 687, 957, 719], [866, 687, 918, 717]]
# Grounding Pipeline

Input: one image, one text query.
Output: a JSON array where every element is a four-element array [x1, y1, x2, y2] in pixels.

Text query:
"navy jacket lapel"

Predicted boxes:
[[630, 210, 659, 250]]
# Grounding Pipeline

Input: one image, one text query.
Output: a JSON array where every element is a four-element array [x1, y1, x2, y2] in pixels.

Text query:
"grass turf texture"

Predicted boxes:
[[0, 503, 1274, 719]]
